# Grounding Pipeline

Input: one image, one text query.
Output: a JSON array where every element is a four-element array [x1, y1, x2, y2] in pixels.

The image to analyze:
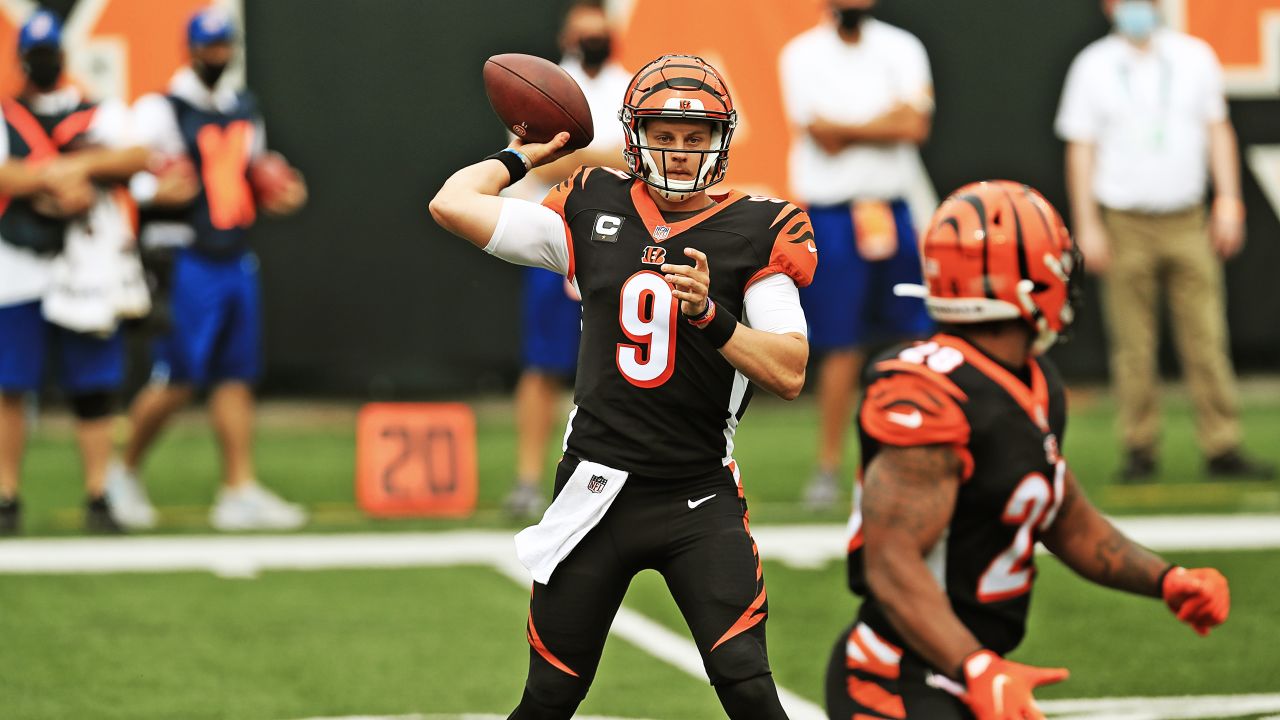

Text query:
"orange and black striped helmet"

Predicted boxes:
[[618, 54, 738, 201], [900, 181, 1081, 355]]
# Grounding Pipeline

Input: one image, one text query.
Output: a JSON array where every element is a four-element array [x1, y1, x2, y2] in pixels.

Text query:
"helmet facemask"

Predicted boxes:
[[629, 117, 731, 201]]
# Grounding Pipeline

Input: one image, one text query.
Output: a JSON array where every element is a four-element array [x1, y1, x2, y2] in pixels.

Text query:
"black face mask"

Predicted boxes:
[[834, 7, 870, 31], [193, 59, 228, 88], [23, 50, 63, 92], [579, 35, 612, 69]]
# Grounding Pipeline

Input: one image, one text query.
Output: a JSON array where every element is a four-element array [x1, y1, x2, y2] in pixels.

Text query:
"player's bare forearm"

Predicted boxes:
[[720, 328, 807, 400], [428, 159, 512, 249], [1041, 470, 1167, 598], [862, 445, 982, 678]]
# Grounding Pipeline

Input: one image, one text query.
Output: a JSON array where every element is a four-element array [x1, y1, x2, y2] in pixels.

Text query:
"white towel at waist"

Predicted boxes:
[[514, 459, 628, 584]]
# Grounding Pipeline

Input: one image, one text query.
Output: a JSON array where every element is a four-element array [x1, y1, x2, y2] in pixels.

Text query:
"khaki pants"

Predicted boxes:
[[1101, 207, 1240, 456]]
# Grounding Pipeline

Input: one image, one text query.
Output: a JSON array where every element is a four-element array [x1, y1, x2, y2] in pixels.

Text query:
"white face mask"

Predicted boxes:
[[1114, 0, 1159, 41], [637, 122, 725, 202]]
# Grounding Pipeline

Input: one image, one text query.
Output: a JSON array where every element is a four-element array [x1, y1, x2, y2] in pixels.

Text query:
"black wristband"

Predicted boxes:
[[690, 300, 737, 349], [485, 149, 529, 185]]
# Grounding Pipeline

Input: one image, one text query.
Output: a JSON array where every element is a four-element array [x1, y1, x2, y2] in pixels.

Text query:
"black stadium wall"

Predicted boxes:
[[240, 0, 1280, 396]]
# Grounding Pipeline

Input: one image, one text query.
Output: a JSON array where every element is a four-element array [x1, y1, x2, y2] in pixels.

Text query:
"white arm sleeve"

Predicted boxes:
[[743, 273, 808, 337], [485, 197, 571, 276]]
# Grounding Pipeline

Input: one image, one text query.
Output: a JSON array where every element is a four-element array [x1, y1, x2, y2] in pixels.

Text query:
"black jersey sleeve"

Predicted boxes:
[[861, 360, 975, 480], [539, 165, 591, 280], [743, 202, 818, 290]]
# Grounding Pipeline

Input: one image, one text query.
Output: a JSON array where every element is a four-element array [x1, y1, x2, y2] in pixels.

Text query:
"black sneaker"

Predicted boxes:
[[1118, 448, 1157, 484], [85, 496, 125, 535], [1206, 449, 1278, 481], [0, 497, 19, 535]]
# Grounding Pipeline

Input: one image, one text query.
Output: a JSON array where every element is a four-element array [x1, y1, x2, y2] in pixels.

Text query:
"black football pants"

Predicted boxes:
[[509, 455, 788, 720], [824, 620, 970, 719]]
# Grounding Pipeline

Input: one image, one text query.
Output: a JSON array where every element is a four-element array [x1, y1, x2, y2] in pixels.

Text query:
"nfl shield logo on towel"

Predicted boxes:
[[652, 225, 670, 241], [587, 475, 608, 493]]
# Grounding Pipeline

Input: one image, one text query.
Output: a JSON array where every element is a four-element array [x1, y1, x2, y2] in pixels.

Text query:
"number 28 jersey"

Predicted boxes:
[[543, 167, 817, 477], [846, 334, 1069, 656]]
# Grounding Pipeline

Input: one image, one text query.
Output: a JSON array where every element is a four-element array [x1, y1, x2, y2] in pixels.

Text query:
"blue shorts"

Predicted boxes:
[[799, 199, 933, 352], [0, 300, 124, 393], [520, 267, 580, 376], [152, 249, 261, 387]]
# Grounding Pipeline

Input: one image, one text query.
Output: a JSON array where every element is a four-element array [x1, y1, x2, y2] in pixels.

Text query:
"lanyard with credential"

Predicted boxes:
[[1119, 49, 1172, 149]]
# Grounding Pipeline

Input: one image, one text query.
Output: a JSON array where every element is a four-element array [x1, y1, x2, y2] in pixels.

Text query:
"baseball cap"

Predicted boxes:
[[19, 9, 62, 53], [188, 7, 236, 46]]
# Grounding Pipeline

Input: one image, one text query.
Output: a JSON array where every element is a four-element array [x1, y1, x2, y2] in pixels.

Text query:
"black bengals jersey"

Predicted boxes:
[[846, 333, 1069, 657], [542, 166, 816, 477]]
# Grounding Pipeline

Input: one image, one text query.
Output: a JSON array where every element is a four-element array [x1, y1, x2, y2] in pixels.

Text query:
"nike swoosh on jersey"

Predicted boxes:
[[687, 494, 716, 509], [887, 410, 923, 429], [806, 241, 817, 253]]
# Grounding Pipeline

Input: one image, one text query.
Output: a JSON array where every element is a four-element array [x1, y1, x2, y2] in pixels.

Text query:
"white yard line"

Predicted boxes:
[[1039, 692, 1280, 719], [1, 514, 1275, 576]]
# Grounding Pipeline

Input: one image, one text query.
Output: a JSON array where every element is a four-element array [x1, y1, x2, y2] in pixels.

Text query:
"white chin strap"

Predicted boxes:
[[894, 281, 1060, 355], [638, 123, 722, 201]]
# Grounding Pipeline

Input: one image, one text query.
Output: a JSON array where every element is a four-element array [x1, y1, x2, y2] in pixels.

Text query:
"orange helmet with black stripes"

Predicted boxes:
[[901, 181, 1081, 355], [618, 54, 738, 201]]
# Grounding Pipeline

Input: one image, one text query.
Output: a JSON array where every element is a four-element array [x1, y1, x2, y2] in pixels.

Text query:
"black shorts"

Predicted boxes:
[[824, 620, 970, 719], [524, 454, 771, 688]]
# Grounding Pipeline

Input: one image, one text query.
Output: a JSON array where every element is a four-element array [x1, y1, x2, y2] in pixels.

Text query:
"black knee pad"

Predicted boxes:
[[706, 631, 772, 686], [714, 674, 789, 719], [70, 391, 115, 420], [511, 653, 590, 720]]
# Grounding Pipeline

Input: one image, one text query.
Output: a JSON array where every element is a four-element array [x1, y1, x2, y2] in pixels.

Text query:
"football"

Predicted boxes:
[[249, 151, 300, 205], [483, 53, 594, 150]]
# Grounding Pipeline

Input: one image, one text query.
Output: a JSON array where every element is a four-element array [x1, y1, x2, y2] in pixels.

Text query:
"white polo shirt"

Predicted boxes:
[[0, 89, 134, 307], [561, 57, 630, 157], [1055, 29, 1227, 213], [779, 18, 933, 206]]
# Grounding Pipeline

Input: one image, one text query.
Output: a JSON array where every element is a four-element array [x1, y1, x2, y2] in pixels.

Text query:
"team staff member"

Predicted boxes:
[[105, 7, 308, 531], [826, 182, 1229, 719], [780, 0, 935, 510], [1057, 0, 1273, 482], [0, 10, 151, 534], [433, 55, 815, 719], [503, 0, 631, 519]]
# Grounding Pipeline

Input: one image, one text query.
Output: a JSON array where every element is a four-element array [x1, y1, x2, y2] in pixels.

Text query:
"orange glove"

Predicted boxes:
[[961, 650, 1069, 720], [1161, 566, 1230, 636]]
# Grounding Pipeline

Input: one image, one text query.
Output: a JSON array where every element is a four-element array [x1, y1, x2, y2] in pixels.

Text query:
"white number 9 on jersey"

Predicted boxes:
[[616, 271, 678, 388]]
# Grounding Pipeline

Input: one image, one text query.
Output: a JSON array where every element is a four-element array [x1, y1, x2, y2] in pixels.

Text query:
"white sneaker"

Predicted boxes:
[[803, 470, 841, 512], [503, 483, 546, 520], [105, 460, 158, 529], [209, 482, 307, 531]]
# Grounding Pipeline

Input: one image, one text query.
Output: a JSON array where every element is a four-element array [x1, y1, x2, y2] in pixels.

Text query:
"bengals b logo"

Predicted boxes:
[[641, 245, 666, 265]]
